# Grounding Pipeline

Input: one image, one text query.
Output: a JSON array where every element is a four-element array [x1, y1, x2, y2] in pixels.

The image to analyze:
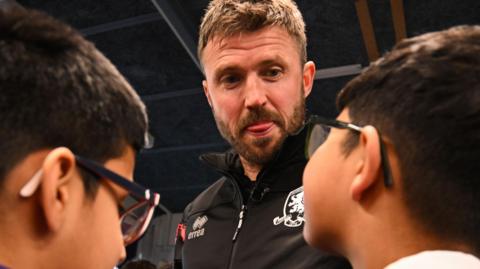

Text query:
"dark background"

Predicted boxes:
[[18, 0, 480, 214]]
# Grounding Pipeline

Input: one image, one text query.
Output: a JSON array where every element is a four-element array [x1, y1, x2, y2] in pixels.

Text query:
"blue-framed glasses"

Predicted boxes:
[[19, 154, 160, 245], [305, 115, 394, 187]]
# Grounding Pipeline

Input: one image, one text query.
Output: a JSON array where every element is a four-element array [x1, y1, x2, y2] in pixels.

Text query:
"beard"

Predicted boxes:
[[213, 87, 306, 166]]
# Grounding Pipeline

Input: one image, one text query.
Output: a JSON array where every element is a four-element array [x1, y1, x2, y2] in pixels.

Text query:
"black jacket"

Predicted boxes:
[[174, 126, 351, 269]]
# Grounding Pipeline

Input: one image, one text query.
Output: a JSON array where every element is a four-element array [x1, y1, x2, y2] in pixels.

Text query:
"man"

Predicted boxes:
[[303, 25, 480, 269], [174, 0, 351, 268], [0, 6, 160, 269]]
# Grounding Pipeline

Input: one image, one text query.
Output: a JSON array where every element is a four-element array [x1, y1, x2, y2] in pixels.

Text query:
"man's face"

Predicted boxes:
[[302, 109, 357, 252], [201, 26, 313, 165]]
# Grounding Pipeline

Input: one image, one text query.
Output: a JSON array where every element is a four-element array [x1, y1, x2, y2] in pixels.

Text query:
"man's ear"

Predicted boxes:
[[39, 147, 77, 232], [350, 126, 382, 201], [302, 61, 316, 98], [202, 80, 213, 108]]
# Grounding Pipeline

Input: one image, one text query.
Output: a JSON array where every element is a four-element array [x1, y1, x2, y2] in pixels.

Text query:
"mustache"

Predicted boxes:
[[237, 107, 284, 132]]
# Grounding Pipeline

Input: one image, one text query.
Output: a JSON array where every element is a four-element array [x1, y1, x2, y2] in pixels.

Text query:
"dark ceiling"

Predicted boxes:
[[17, 0, 480, 212]]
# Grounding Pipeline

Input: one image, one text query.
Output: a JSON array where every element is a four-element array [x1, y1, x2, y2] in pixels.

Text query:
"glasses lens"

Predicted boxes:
[[120, 196, 152, 245], [306, 123, 331, 159]]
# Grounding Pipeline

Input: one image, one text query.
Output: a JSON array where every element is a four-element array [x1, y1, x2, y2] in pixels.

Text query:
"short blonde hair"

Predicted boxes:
[[198, 0, 307, 64]]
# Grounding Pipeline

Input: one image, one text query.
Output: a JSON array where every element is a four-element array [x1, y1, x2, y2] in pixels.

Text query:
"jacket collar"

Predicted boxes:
[[200, 123, 309, 193]]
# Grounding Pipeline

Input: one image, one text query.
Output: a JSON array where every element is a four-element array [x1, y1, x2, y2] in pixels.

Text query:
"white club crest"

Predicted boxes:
[[273, 186, 305, 227]]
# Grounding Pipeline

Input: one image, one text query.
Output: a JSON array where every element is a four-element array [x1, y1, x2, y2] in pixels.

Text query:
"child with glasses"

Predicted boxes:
[[0, 5, 159, 269], [302, 25, 480, 269]]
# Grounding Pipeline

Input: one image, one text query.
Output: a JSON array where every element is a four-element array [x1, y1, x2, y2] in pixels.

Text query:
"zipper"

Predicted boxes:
[[232, 205, 247, 241], [225, 173, 245, 269], [206, 156, 263, 269]]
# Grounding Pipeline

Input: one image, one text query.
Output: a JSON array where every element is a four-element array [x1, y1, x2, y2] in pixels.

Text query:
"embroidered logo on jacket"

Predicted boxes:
[[188, 215, 208, 240], [273, 186, 305, 227]]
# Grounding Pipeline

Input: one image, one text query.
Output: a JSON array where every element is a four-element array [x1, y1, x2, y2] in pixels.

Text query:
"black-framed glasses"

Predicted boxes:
[[19, 154, 160, 246], [305, 115, 394, 187]]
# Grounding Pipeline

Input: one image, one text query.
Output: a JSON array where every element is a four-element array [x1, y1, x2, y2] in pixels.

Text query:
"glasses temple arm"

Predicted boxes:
[[379, 138, 394, 187], [19, 170, 43, 197], [75, 155, 152, 200]]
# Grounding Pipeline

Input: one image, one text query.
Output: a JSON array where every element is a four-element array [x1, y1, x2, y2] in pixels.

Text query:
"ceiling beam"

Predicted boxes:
[[354, 0, 380, 62], [390, 0, 407, 42], [151, 0, 202, 72], [143, 142, 228, 154], [142, 88, 203, 102], [315, 64, 363, 80], [80, 12, 162, 36]]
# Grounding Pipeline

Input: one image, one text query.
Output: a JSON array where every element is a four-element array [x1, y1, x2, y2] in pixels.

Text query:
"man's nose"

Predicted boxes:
[[244, 75, 267, 108]]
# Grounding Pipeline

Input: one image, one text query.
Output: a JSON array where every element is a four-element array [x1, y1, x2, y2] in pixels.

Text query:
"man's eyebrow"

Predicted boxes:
[[213, 65, 241, 81], [257, 57, 286, 68], [212, 56, 288, 80], [256, 55, 289, 69]]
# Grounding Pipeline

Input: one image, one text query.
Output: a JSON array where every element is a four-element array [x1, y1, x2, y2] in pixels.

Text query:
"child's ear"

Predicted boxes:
[[350, 126, 382, 202], [39, 147, 76, 232]]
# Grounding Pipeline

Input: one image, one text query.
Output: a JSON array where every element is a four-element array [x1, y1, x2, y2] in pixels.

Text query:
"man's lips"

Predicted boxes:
[[245, 121, 275, 135]]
